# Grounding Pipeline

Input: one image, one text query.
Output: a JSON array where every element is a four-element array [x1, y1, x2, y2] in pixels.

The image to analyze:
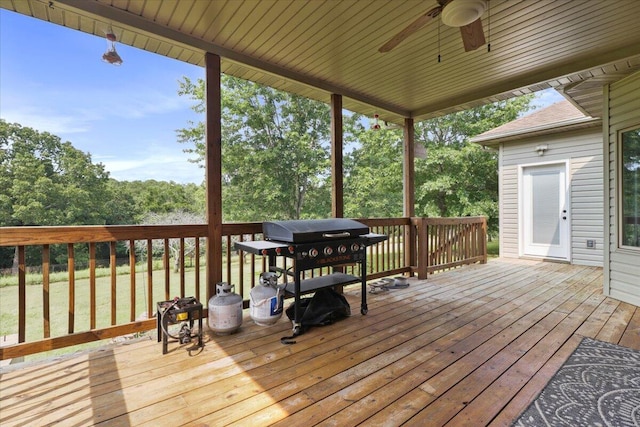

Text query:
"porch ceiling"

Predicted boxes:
[[4, 0, 640, 124]]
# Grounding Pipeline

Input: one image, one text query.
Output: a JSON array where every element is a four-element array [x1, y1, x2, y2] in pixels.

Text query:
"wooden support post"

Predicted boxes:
[[331, 94, 344, 219], [403, 118, 417, 275], [205, 52, 223, 302], [331, 94, 345, 286], [415, 217, 429, 279]]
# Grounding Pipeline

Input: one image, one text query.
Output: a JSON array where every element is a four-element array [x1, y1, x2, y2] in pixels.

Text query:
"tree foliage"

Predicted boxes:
[[343, 121, 404, 218], [0, 119, 112, 226], [177, 75, 331, 221], [0, 120, 205, 269], [0, 119, 116, 269], [109, 179, 205, 223]]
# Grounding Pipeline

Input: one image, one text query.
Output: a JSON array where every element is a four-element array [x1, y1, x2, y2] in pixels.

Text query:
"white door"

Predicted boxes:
[[522, 163, 569, 259]]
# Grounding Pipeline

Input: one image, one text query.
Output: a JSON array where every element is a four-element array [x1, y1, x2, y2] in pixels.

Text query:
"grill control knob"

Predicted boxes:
[[351, 243, 360, 252], [309, 248, 318, 258], [338, 245, 347, 254], [324, 246, 333, 256]]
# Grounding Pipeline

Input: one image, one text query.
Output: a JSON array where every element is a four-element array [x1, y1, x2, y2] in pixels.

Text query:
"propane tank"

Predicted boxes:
[[250, 272, 285, 326], [208, 282, 243, 335]]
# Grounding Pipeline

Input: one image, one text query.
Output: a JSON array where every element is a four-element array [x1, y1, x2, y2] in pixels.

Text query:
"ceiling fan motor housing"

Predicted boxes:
[[441, 0, 487, 27]]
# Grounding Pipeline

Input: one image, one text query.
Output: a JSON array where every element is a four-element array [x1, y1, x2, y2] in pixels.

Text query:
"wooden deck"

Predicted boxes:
[[1, 259, 638, 426]]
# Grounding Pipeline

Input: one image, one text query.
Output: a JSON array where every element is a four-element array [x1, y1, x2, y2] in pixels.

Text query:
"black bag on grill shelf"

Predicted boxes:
[[281, 288, 350, 344]]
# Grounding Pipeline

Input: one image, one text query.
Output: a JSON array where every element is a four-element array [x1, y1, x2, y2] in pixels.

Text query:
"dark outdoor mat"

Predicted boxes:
[[512, 337, 640, 427]]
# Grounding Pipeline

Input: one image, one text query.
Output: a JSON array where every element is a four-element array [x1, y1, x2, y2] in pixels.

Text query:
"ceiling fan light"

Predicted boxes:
[[441, 0, 487, 27]]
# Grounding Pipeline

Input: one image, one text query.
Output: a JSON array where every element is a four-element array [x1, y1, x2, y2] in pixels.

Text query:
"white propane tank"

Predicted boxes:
[[208, 282, 243, 335], [250, 272, 285, 326]]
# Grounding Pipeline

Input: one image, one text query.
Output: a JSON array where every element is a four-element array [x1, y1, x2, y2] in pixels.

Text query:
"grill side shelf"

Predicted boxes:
[[234, 240, 289, 255], [283, 273, 360, 297]]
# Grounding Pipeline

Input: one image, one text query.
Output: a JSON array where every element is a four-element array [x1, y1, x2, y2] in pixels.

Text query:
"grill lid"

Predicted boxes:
[[263, 219, 369, 243]]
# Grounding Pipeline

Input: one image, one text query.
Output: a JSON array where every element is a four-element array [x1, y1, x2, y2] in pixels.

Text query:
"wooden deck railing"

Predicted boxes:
[[0, 216, 485, 360], [412, 216, 487, 277]]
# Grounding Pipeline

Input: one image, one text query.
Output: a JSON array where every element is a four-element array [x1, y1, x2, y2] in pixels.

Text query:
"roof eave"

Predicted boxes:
[[470, 116, 602, 148]]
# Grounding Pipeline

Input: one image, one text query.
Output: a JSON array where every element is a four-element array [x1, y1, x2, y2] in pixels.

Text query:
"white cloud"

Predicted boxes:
[[1, 107, 93, 135], [1, 73, 194, 133], [72, 87, 193, 120], [98, 149, 204, 184]]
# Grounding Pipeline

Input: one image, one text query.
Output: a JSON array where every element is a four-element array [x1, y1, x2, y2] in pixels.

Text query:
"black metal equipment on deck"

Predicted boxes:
[[234, 219, 387, 336], [156, 297, 203, 354]]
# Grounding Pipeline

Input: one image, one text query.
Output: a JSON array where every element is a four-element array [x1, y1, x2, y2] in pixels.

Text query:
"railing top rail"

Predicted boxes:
[[411, 216, 486, 226], [357, 217, 411, 226], [0, 224, 209, 246], [0, 217, 417, 247]]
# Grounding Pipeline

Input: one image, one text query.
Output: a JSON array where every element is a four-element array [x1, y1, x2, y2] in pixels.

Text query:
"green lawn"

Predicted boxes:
[[487, 240, 499, 257]]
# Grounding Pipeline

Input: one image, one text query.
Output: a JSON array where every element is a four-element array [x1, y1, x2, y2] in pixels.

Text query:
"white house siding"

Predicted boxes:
[[499, 127, 603, 266], [605, 71, 640, 306]]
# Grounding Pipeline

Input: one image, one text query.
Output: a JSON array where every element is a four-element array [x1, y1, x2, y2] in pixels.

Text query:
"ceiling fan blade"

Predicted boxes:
[[459, 17, 486, 52], [379, 6, 442, 53]]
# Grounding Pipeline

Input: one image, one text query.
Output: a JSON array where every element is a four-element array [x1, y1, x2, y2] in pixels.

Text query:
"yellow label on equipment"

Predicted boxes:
[[176, 312, 188, 321]]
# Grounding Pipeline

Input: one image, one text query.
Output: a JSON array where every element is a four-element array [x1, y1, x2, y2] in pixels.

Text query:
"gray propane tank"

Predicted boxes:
[[208, 282, 243, 335], [249, 272, 285, 326]]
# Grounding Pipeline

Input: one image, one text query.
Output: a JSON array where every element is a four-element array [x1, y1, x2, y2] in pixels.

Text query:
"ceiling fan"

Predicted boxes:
[[379, 0, 488, 53]]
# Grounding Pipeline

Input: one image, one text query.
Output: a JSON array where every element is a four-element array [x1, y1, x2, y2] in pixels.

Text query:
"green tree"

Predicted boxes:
[[103, 179, 139, 225], [343, 119, 404, 218], [177, 75, 331, 221], [0, 120, 112, 226], [110, 179, 205, 223], [0, 119, 114, 268], [414, 96, 535, 237]]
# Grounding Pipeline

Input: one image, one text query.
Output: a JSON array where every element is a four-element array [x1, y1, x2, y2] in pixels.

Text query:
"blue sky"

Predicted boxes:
[[1, 10, 205, 184], [1, 9, 564, 185]]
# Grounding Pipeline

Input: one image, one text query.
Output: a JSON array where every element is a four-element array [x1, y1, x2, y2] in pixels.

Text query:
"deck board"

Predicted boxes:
[[1, 259, 636, 426]]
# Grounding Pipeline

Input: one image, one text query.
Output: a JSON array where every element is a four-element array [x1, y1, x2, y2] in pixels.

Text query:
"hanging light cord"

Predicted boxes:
[[438, 19, 441, 63], [487, 1, 491, 52]]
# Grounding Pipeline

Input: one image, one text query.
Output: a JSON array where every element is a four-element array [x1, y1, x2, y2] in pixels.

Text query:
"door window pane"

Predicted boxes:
[[621, 127, 640, 247], [532, 171, 560, 245]]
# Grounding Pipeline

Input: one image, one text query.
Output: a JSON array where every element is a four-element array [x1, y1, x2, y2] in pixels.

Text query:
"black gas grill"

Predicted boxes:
[[234, 219, 387, 336]]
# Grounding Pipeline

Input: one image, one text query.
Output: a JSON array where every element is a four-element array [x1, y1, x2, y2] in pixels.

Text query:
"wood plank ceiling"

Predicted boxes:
[[3, 0, 640, 124]]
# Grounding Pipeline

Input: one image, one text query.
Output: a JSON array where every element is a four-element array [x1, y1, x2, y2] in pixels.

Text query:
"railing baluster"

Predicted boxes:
[[146, 239, 153, 319], [129, 240, 136, 322], [164, 239, 170, 300], [110, 242, 117, 326], [238, 248, 245, 298], [195, 238, 201, 301], [43, 244, 50, 339], [89, 242, 96, 330], [250, 234, 257, 290], [18, 245, 25, 343], [180, 237, 185, 297], [68, 243, 75, 334], [226, 235, 232, 285]]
